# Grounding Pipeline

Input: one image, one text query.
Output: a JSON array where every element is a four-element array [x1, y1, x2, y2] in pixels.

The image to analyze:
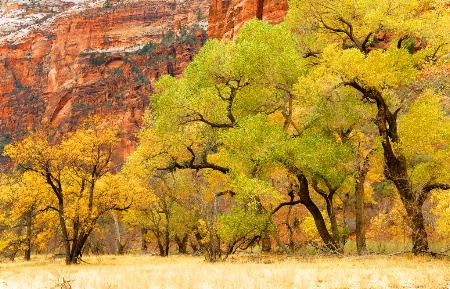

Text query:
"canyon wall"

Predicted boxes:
[[208, 0, 288, 39], [0, 0, 289, 163], [0, 0, 209, 162]]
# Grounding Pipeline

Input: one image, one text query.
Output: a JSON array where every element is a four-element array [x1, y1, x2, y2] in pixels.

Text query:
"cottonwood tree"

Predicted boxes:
[[147, 20, 377, 254], [4, 118, 133, 264], [286, 0, 450, 254], [122, 126, 206, 256], [122, 172, 199, 256], [0, 172, 56, 260], [148, 22, 305, 256]]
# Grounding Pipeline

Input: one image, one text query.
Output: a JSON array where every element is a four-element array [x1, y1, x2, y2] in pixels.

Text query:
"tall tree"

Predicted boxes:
[[4, 118, 133, 264], [286, 0, 450, 254], [147, 19, 381, 253]]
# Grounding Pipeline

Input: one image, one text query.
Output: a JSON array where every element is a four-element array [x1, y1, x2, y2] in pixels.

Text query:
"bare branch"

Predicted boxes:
[[423, 183, 450, 194], [361, 32, 374, 53], [180, 111, 233, 128], [216, 190, 236, 197], [157, 146, 230, 174]]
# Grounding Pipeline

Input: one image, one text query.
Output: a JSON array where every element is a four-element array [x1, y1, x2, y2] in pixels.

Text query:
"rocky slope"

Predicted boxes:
[[0, 0, 209, 162], [208, 0, 288, 39]]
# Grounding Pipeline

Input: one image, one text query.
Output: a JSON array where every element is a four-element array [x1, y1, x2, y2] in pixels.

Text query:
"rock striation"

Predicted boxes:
[[208, 0, 288, 39], [0, 0, 209, 162], [0, 0, 290, 163]]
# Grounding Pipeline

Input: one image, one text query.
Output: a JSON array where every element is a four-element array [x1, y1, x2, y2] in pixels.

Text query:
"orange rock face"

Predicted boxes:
[[0, 0, 209, 163], [0, 0, 289, 163], [208, 0, 288, 39]]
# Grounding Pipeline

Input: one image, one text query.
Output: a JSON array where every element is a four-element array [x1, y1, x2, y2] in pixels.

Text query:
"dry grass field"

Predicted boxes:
[[0, 254, 449, 289]]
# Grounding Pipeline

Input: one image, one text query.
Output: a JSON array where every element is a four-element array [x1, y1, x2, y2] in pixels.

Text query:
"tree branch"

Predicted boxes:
[[216, 190, 236, 197], [271, 200, 302, 215], [157, 147, 230, 174], [423, 183, 450, 194], [181, 112, 233, 128], [361, 32, 373, 53]]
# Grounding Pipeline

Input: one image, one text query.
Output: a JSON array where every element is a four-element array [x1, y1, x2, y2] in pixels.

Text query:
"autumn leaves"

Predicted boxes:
[[2, 0, 450, 261]]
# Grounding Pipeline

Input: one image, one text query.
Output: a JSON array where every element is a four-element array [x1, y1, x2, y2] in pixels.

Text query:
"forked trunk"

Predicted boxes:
[[295, 173, 338, 251], [175, 234, 189, 254]]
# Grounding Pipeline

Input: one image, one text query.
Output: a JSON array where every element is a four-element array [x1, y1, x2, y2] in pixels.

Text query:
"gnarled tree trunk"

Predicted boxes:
[[348, 82, 429, 254]]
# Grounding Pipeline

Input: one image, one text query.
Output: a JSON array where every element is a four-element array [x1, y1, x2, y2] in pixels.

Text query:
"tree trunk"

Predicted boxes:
[[256, 0, 264, 20], [376, 95, 428, 254], [399, 189, 428, 253], [24, 212, 32, 261], [58, 206, 72, 265], [355, 178, 367, 255], [348, 82, 430, 254], [205, 233, 222, 262], [325, 195, 341, 247], [9, 244, 18, 262], [110, 210, 124, 254], [175, 234, 189, 254], [311, 180, 343, 251], [141, 228, 148, 253], [164, 229, 170, 257], [24, 247, 31, 261], [295, 173, 338, 251], [69, 230, 91, 264], [261, 233, 271, 253], [355, 153, 370, 255], [154, 230, 168, 257], [157, 239, 166, 256]]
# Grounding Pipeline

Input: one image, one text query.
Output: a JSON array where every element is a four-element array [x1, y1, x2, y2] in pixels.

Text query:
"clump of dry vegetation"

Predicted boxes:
[[0, 254, 449, 289]]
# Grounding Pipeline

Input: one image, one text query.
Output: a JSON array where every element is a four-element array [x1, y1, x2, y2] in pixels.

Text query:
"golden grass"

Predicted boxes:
[[0, 254, 449, 289]]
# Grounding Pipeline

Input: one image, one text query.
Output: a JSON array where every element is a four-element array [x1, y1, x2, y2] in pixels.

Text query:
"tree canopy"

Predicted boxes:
[[0, 0, 449, 261]]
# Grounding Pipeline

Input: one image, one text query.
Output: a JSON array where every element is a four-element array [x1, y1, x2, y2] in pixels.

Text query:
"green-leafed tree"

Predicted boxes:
[[139, 19, 378, 254]]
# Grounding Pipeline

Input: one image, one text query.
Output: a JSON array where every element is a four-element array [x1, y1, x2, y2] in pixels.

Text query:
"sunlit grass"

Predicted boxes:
[[0, 254, 449, 288]]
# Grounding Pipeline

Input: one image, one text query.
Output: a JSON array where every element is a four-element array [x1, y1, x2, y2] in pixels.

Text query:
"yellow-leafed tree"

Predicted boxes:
[[3, 117, 133, 264]]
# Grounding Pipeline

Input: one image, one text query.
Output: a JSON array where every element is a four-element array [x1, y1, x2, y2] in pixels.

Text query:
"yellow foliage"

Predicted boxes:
[[367, 197, 407, 243], [197, 219, 211, 245], [431, 190, 450, 243], [301, 212, 331, 243]]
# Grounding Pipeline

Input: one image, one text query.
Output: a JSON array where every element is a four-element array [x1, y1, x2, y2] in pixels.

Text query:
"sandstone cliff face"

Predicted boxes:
[[0, 0, 209, 162], [0, 0, 289, 163], [208, 0, 288, 39]]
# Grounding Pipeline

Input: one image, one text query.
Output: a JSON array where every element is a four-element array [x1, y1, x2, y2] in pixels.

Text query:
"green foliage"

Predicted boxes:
[[136, 42, 157, 56], [90, 53, 108, 66], [2, 1, 450, 257], [217, 206, 270, 244], [398, 90, 450, 185], [0, 135, 11, 155], [219, 114, 287, 174]]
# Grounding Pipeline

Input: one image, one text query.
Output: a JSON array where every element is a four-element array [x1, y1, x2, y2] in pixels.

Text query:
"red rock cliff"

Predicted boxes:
[[208, 0, 288, 39], [0, 0, 289, 163], [0, 0, 209, 163]]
